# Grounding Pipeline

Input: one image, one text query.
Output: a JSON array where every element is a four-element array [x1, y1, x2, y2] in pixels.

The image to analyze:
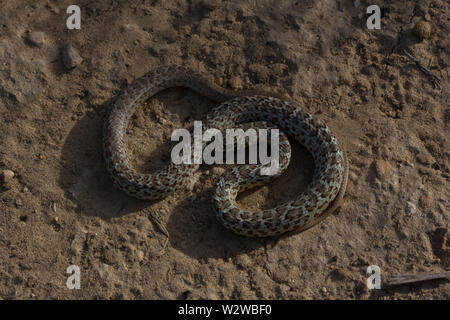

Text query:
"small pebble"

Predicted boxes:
[[61, 44, 83, 69], [26, 31, 46, 48], [413, 21, 432, 40], [275, 284, 290, 297], [70, 231, 87, 255], [348, 171, 358, 183], [333, 268, 351, 281], [1, 169, 15, 186], [373, 159, 393, 180], [419, 195, 432, 209], [137, 250, 145, 261], [157, 116, 166, 124], [405, 201, 416, 216], [212, 167, 226, 176], [202, 0, 222, 10], [46, 1, 59, 13], [235, 254, 252, 268], [229, 76, 243, 90], [215, 77, 223, 86], [416, 153, 432, 166]]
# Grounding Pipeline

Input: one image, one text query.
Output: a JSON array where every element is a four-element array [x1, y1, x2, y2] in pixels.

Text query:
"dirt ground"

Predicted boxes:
[[0, 0, 448, 299]]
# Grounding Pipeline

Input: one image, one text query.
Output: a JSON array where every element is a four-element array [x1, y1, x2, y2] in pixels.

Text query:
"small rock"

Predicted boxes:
[[70, 231, 87, 255], [215, 77, 223, 86], [321, 287, 328, 294], [419, 194, 432, 209], [156, 116, 166, 124], [52, 217, 61, 231], [353, 0, 361, 8], [235, 254, 251, 268], [228, 76, 243, 90], [332, 268, 351, 281], [348, 171, 358, 183], [275, 284, 290, 297], [15, 199, 23, 208], [1, 169, 15, 186], [61, 44, 83, 69], [212, 167, 226, 176], [26, 31, 46, 48], [405, 160, 414, 167], [202, 0, 222, 10], [137, 250, 145, 261], [416, 152, 432, 166], [328, 255, 338, 263], [271, 63, 286, 76], [373, 159, 393, 180], [413, 21, 432, 40], [405, 201, 416, 216]]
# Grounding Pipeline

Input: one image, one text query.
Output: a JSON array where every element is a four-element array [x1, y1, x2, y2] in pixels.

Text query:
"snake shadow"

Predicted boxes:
[[58, 97, 172, 219]]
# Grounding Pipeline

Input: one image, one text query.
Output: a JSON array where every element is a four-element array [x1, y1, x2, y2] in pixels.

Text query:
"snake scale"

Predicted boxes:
[[103, 65, 348, 238]]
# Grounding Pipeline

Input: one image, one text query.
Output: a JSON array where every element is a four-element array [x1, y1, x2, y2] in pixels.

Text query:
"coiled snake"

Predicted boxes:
[[103, 66, 348, 237]]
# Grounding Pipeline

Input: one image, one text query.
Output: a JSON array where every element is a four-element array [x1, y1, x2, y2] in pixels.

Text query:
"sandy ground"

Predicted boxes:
[[0, 0, 448, 299]]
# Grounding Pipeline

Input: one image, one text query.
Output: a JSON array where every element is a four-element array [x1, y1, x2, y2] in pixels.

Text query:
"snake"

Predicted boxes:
[[103, 65, 348, 238]]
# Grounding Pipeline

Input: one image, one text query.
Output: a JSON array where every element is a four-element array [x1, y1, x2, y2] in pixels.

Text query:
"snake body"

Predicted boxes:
[[104, 66, 348, 237]]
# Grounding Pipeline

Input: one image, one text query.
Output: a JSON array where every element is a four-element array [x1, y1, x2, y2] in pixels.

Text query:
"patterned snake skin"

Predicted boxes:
[[103, 66, 348, 237]]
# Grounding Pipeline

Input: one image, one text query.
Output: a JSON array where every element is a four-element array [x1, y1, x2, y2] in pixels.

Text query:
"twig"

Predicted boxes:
[[403, 49, 441, 89], [147, 209, 170, 256], [383, 271, 450, 288]]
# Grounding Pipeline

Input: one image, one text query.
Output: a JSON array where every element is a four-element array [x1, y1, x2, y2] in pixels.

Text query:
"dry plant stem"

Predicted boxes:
[[147, 209, 170, 256], [383, 271, 450, 288], [403, 50, 441, 89]]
